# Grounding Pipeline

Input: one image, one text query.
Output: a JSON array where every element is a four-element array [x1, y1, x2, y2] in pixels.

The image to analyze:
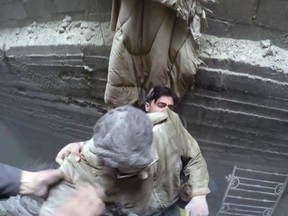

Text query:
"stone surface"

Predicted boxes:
[[54, 0, 89, 13], [0, 1, 27, 22], [256, 0, 288, 32], [206, 0, 258, 24], [23, 0, 55, 18]]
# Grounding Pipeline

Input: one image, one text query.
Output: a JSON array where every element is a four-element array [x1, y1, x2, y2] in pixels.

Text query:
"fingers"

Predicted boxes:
[[55, 142, 82, 165], [55, 149, 69, 165]]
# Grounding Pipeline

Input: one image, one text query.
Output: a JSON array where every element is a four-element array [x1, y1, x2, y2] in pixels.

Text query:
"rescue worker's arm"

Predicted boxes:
[[181, 128, 209, 216], [182, 128, 209, 196]]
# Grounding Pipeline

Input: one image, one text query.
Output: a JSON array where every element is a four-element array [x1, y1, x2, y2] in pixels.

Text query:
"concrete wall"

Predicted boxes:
[[205, 0, 288, 49], [0, 0, 112, 28]]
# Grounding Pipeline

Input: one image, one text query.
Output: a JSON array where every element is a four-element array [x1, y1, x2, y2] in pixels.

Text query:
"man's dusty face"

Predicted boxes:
[[145, 96, 174, 113]]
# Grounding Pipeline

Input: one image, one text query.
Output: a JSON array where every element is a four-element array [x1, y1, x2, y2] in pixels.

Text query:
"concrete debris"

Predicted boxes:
[[200, 35, 288, 72], [263, 47, 274, 58], [58, 27, 65, 34], [73, 21, 81, 28], [66, 34, 73, 40], [260, 40, 272, 49], [15, 28, 20, 35], [89, 26, 96, 32], [31, 21, 37, 28], [85, 31, 94, 41], [80, 21, 89, 29], [0, 20, 113, 47], [60, 21, 70, 30], [27, 27, 33, 34], [63, 15, 73, 23]]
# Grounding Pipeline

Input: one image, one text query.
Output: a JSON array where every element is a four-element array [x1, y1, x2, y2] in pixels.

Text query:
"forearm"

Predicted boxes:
[[182, 130, 210, 197], [184, 153, 210, 196], [0, 163, 21, 197], [18, 170, 38, 195]]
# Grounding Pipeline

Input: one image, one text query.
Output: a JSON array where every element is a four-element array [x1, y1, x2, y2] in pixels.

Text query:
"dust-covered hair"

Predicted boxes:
[[90, 105, 154, 169]]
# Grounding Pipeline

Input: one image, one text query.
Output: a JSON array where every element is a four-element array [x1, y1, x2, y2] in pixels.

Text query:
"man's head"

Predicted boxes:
[[90, 105, 154, 174], [145, 86, 176, 113]]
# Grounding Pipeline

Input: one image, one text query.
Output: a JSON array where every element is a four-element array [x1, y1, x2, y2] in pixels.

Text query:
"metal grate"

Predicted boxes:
[[217, 166, 288, 216]]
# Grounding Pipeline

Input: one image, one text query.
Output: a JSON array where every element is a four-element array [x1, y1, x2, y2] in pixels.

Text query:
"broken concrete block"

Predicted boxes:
[[60, 21, 70, 30], [260, 40, 272, 49], [58, 27, 65, 34], [63, 15, 73, 23], [263, 47, 274, 57], [80, 21, 89, 29]]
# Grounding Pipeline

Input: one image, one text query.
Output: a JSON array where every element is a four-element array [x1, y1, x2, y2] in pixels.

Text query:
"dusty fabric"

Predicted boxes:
[[105, 0, 213, 108], [40, 109, 209, 216]]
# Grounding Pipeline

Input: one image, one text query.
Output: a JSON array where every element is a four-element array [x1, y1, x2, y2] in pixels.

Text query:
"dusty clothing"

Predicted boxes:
[[0, 163, 21, 198], [40, 110, 209, 216], [105, 0, 210, 107]]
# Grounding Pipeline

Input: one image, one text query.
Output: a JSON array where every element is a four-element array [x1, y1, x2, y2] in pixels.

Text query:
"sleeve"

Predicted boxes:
[[181, 129, 210, 197], [0, 163, 21, 198]]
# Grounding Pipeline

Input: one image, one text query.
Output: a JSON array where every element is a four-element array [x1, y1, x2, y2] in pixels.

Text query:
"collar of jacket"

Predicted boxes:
[[146, 112, 168, 126]]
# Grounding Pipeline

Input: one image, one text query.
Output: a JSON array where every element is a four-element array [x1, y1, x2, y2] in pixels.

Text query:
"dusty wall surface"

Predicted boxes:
[[0, 0, 112, 28], [205, 0, 288, 49], [0, 0, 113, 165], [0, 0, 288, 215]]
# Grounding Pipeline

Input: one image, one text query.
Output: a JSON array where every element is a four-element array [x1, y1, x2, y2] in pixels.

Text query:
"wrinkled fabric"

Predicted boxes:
[[40, 109, 209, 216], [105, 0, 212, 108], [0, 163, 21, 198]]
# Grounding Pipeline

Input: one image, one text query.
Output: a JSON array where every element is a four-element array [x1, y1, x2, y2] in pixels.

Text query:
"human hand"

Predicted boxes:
[[55, 142, 83, 165], [19, 169, 64, 198], [55, 184, 105, 216], [185, 195, 209, 216]]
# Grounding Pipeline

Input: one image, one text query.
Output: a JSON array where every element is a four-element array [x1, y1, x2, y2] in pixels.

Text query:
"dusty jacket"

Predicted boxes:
[[105, 0, 211, 107], [0, 163, 21, 198], [40, 109, 209, 216]]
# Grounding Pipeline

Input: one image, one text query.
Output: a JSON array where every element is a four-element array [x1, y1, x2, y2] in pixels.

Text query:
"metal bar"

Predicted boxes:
[[269, 174, 288, 216], [218, 211, 258, 216], [225, 203, 269, 209], [236, 168, 288, 177], [236, 176, 283, 184], [217, 166, 237, 216], [231, 188, 278, 196], [229, 208, 263, 214], [226, 195, 275, 202], [238, 183, 275, 190]]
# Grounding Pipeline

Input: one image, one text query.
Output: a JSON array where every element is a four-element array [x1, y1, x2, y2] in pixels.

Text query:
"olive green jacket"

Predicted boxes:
[[40, 109, 209, 216], [105, 0, 212, 107]]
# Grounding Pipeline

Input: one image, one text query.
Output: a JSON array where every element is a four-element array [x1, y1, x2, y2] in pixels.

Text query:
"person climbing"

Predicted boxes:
[[54, 104, 210, 216]]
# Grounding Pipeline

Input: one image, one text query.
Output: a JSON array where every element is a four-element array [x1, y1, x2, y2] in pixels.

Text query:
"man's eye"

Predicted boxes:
[[157, 103, 166, 108], [168, 105, 174, 110]]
